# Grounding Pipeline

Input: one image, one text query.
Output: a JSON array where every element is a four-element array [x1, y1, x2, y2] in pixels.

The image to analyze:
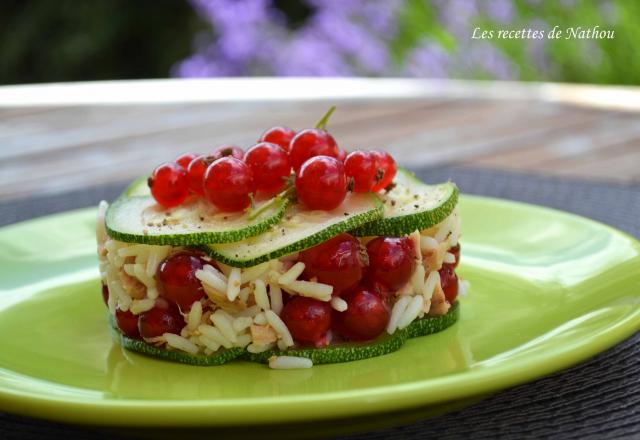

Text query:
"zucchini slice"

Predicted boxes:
[[352, 168, 459, 237], [204, 193, 383, 267], [110, 302, 459, 366], [106, 194, 289, 246]]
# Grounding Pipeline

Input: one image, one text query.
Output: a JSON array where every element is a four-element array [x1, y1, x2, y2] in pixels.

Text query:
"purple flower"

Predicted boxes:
[[483, 0, 515, 23], [404, 42, 451, 78]]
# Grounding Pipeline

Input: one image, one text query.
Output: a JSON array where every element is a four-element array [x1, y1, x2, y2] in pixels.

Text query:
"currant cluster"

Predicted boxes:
[[147, 108, 398, 212]]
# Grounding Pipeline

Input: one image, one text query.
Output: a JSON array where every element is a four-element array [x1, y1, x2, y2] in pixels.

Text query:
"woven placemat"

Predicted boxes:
[[0, 166, 638, 440]]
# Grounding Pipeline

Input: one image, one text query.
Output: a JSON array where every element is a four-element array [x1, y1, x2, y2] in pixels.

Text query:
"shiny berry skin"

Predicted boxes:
[[138, 301, 185, 338], [448, 244, 461, 269], [281, 297, 332, 345], [296, 156, 347, 210], [204, 157, 256, 211], [175, 152, 199, 170], [299, 233, 364, 295], [439, 265, 459, 303], [211, 145, 244, 161], [116, 308, 141, 339], [101, 284, 109, 306], [156, 251, 207, 310], [344, 150, 378, 193], [337, 149, 347, 162], [333, 287, 389, 341], [259, 126, 296, 151], [244, 142, 291, 195], [366, 237, 416, 290], [289, 129, 340, 172], [186, 154, 213, 196], [148, 162, 189, 208], [371, 151, 397, 192]]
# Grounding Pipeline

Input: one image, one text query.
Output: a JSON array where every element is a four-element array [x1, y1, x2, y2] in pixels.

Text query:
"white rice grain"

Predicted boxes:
[[164, 333, 199, 355], [397, 295, 424, 330], [286, 280, 332, 301], [411, 264, 426, 296], [268, 356, 312, 370], [235, 333, 252, 347], [278, 261, 305, 286], [253, 279, 270, 310], [233, 316, 254, 333], [423, 271, 440, 300], [247, 342, 274, 353], [240, 262, 270, 284], [196, 268, 227, 293], [443, 252, 456, 265], [198, 325, 233, 349], [187, 301, 203, 331], [387, 296, 411, 334], [211, 310, 237, 343], [265, 310, 294, 347], [420, 236, 439, 253], [129, 298, 156, 315], [147, 286, 159, 300], [269, 284, 283, 315], [331, 296, 348, 312], [226, 268, 242, 301], [277, 339, 289, 351], [253, 312, 268, 325], [238, 286, 252, 303], [199, 334, 221, 352], [237, 305, 260, 318], [134, 263, 155, 287]]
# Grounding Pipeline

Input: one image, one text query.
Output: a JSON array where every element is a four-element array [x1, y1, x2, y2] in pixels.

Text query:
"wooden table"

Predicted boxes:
[[1, 78, 639, 203]]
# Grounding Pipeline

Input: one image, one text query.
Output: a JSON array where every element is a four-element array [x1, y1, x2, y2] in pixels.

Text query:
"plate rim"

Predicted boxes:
[[0, 195, 639, 427]]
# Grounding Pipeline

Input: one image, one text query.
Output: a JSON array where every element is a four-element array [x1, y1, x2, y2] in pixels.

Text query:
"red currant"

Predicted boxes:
[[299, 233, 364, 295], [175, 152, 199, 170], [204, 157, 256, 211], [259, 126, 296, 151], [295, 156, 347, 210], [138, 301, 185, 338], [281, 297, 332, 345], [157, 251, 207, 311], [366, 237, 416, 290], [337, 149, 347, 162], [212, 145, 244, 161], [116, 308, 141, 339], [371, 151, 397, 192], [439, 265, 459, 303], [101, 283, 109, 306], [345, 150, 378, 193], [289, 129, 340, 172], [148, 162, 189, 208], [333, 286, 389, 341], [244, 142, 291, 195], [186, 154, 214, 196], [448, 244, 461, 269]]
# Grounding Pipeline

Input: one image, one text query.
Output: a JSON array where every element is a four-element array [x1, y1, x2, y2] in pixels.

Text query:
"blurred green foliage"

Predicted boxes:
[[0, 0, 204, 85]]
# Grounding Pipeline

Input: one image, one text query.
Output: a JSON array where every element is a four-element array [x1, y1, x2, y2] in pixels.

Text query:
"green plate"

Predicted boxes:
[[0, 195, 638, 431]]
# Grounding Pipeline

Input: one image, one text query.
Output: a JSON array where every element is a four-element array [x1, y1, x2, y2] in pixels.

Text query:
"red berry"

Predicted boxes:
[[337, 149, 347, 162], [289, 129, 340, 172], [148, 162, 189, 208], [138, 301, 185, 338], [371, 151, 397, 192], [212, 145, 244, 161], [280, 297, 332, 345], [186, 154, 214, 196], [299, 233, 364, 295], [259, 126, 296, 152], [101, 283, 109, 306], [204, 157, 256, 211], [366, 237, 416, 290], [116, 308, 141, 339], [244, 142, 291, 195], [345, 150, 378, 193], [175, 152, 199, 170], [439, 265, 459, 303], [333, 286, 389, 341], [448, 244, 460, 269], [295, 156, 347, 210], [156, 251, 207, 310]]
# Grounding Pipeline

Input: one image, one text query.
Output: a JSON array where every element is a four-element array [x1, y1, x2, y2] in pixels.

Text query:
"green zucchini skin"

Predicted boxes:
[[105, 196, 289, 246], [204, 194, 384, 268], [110, 302, 459, 366], [352, 169, 459, 237]]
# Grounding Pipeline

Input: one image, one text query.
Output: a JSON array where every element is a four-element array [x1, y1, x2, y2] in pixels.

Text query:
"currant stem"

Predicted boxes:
[[246, 187, 295, 220], [315, 106, 336, 130]]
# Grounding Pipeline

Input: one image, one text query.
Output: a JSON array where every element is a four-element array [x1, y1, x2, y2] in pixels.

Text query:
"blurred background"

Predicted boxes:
[[1, 0, 638, 85]]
